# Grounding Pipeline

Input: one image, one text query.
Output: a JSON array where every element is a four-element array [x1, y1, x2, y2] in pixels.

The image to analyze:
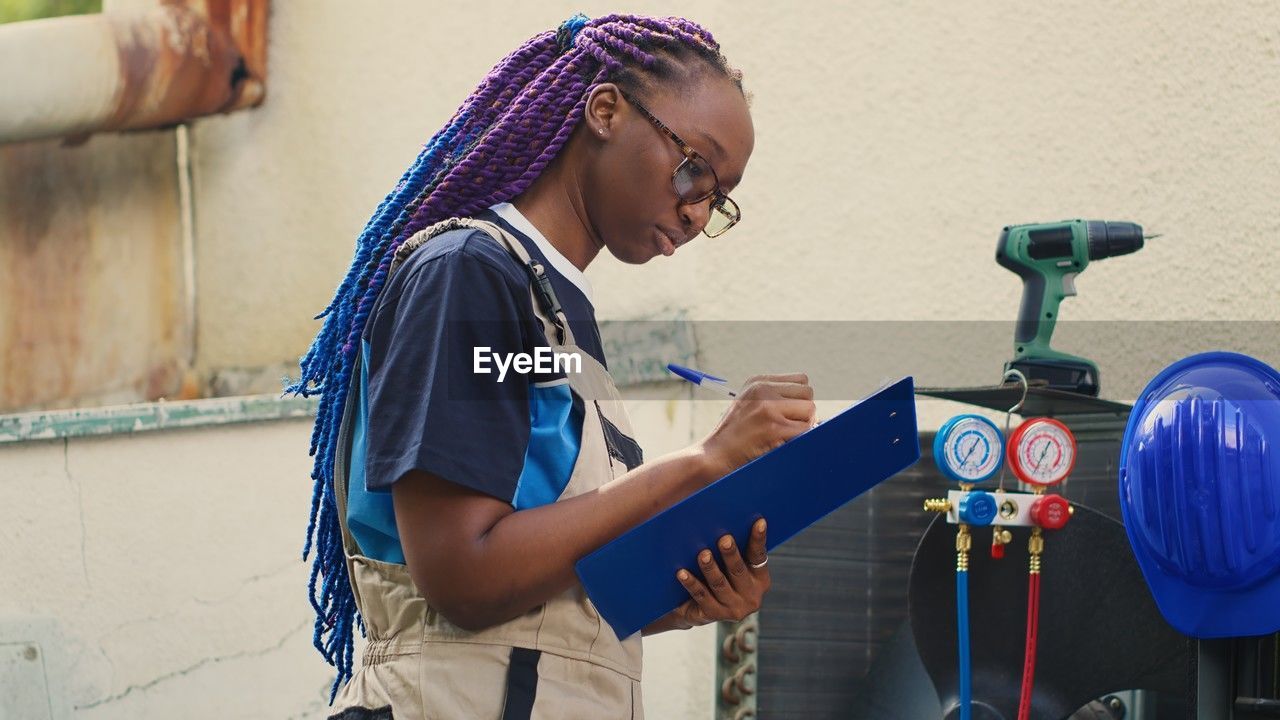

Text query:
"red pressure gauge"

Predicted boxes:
[[1007, 418, 1077, 487]]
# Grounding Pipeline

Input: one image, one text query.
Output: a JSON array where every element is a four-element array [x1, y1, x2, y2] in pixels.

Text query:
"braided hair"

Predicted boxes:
[[286, 13, 745, 697]]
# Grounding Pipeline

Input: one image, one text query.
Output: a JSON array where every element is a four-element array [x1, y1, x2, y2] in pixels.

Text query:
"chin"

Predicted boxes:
[[606, 242, 658, 265]]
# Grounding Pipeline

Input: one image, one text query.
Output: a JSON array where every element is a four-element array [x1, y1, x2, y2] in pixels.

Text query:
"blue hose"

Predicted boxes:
[[957, 568, 972, 720]]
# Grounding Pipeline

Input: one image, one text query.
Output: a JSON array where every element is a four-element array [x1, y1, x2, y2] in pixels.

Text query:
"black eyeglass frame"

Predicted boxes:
[[618, 89, 742, 238]]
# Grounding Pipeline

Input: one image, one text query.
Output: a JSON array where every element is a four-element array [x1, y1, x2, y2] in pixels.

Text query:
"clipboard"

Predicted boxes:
[[575, 376, 921, 639]]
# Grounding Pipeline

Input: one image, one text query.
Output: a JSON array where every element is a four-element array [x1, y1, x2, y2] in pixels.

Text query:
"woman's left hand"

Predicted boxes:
[[669, 518, 771, 628]]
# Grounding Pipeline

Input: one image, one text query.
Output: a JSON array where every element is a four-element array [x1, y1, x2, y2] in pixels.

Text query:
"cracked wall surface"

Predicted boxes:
[[0, 388, 711, 719], [0, 420, 335, 719]]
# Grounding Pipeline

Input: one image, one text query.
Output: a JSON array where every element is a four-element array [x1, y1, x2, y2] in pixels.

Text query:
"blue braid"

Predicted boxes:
[[285, 108, 476, 700], [556, 12, 590, 53]]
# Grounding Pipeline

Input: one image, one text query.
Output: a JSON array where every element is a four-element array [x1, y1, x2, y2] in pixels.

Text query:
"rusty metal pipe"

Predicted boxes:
[[0, 1, 265, 145]]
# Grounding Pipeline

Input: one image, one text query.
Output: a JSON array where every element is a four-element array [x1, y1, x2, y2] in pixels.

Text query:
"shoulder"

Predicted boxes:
[[379, 226, 528, 307], [400, 226, 524, 283]]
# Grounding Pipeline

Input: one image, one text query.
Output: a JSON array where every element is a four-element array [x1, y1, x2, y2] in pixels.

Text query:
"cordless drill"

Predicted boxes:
[[995, 220, 1150, 396]]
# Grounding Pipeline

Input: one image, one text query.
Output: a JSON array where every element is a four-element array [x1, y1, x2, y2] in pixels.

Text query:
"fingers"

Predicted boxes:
[[773, 381, 814, 401], [676, 568, 723, 621], [718, 534, 751, 590], [697, 548, 734, 603], [736, 386, 813, 424], [703, 373, 816, 471], [745, 380, 813, 402], [676, 522, 772, 625], [747, 372, 809, 386], [738, 380, 815, 424], [779, 399, 817, 423], [745, 518, 769, 570]]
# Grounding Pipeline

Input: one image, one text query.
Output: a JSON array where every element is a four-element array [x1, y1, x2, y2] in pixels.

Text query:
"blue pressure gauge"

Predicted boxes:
[[934, 414, 1004, 484]]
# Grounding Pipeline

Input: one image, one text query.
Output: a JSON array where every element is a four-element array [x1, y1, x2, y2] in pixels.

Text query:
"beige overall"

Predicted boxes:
[[328, 219, 645, 720]]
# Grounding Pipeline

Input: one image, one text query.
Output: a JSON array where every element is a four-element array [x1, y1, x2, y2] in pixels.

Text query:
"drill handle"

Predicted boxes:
[[996, 250, 1050, 345], [1015, 270, 1050, 345]]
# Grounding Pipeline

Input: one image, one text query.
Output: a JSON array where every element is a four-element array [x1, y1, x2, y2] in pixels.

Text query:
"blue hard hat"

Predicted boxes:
[[1119, 351, 1280, 638]]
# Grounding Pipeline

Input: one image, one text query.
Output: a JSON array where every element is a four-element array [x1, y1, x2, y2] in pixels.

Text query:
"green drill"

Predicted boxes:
[[995, 219, 1152, 396]]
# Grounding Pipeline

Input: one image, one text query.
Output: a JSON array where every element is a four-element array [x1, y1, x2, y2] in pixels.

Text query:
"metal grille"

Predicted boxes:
[[754, 415, 1129, 718]]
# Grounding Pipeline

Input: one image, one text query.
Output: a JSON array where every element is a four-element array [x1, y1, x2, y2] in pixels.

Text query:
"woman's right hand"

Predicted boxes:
[[699, 373, 816, 478]]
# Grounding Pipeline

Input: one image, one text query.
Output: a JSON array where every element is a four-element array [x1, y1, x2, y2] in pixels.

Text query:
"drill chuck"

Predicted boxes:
[[1086, 221, 1145, 261]]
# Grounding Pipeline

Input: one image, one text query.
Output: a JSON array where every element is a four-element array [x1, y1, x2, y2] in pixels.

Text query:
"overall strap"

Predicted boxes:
[[332, 349, 364, 558], [390, 217, 576, 348]]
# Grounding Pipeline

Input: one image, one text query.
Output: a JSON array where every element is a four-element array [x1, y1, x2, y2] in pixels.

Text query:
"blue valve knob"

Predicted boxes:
[[958, 491, 997, 526]]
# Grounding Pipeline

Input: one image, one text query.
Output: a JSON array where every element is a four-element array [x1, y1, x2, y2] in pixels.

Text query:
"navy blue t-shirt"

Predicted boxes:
[[344, 203, 606, 564]]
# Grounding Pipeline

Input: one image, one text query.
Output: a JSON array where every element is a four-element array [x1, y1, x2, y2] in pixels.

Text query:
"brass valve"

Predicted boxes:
[[1028, 526, 1045, 573], [924, 498, 951, 513], [1028, 527, 1045, 556], [956, 524, 973, 571]]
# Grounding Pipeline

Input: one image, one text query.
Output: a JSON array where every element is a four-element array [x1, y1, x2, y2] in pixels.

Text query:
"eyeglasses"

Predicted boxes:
[[619, 90, 741, 238]]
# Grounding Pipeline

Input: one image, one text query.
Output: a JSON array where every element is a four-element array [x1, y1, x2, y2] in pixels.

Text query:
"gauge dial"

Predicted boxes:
[[1008, 418, 1077, 487], [934, 414, 1004, 484]]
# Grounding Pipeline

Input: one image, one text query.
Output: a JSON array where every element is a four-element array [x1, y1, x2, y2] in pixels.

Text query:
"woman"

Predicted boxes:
[[293, 13, 815, 719]]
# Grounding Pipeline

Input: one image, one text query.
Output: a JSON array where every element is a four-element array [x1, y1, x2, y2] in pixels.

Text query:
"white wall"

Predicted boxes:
[[192, 1, 1280, 382], [0, 421, 334, 718], [0, 390, 717, 719]]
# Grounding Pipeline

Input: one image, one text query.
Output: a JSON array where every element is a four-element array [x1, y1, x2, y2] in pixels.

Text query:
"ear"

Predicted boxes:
[[584, 83, 623, 140]]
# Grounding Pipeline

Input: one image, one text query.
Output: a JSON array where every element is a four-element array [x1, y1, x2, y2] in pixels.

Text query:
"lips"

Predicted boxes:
[[655, 227, 678, 257]]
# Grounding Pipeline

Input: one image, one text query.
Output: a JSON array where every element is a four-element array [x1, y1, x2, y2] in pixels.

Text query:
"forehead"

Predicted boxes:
[[643, 76, 754, 174]]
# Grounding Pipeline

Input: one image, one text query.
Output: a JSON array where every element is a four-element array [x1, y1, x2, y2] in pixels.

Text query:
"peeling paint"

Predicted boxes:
[[0, 0, 268, 145], [0, 393, 317, 443], [104, 3, 245, 133], [598, 317, 698, 387], [0, 132, 186, 413]]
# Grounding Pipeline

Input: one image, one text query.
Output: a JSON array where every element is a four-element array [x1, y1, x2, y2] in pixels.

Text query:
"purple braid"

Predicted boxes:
[[290, 12, 745, 700]]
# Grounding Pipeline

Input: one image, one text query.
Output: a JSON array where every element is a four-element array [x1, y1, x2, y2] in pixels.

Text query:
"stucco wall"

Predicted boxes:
[[0, 391, 714, 719], [192, 0, 1279, 390], [5, 2, 1276, 407], [0, 420, 332, 718]]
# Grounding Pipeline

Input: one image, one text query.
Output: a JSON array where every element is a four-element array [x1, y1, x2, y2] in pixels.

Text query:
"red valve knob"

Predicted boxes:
[[991, 542, 1005, 559], [1031, 494, 1071, 530]]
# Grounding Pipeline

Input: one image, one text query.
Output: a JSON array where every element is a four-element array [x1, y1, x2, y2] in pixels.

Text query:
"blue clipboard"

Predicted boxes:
[[575, 376, 920, 639]]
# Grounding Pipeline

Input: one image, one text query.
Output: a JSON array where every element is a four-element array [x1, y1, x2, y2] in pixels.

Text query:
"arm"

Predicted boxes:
[[394, 376, 813, 632], [393, 443, 719, 631]]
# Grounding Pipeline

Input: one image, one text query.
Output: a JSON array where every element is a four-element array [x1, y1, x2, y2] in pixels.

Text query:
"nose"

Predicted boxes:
[[678, 198, 712, 239]]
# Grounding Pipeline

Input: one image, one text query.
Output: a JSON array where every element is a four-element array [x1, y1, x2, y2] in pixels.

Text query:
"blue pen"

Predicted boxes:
[[667, 363, 737, 398]]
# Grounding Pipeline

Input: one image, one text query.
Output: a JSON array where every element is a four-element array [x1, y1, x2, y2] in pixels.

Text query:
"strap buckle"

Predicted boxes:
[[525, 260, 567, 344]]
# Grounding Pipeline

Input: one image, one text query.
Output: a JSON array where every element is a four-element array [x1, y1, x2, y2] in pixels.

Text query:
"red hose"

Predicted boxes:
[[1017, 569, 1041, 720]]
